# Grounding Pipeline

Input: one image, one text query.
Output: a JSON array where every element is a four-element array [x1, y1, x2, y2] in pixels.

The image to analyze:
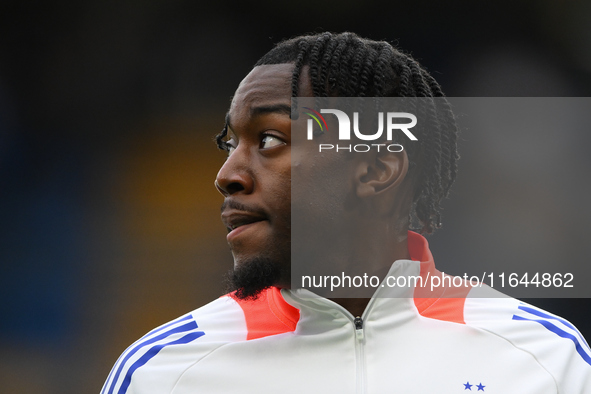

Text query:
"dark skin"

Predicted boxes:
[[215, 63, 413, 317]]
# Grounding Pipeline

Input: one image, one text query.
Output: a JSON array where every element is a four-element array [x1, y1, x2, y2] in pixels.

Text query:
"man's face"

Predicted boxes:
[[216, 63, 304, 296]]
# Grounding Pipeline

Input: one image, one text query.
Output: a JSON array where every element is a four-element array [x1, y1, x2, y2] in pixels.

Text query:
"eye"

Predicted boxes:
[[225, 139, 237, 156], [260, 134, 285, 149]]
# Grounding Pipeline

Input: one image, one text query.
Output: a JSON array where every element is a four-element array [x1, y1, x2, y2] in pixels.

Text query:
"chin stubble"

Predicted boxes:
[[224, 257, 287, 300]]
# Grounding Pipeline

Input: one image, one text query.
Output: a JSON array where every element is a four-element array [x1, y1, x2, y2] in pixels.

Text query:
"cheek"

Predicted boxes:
[[292, 155, 353, 221], [263, 163, 292, 223]]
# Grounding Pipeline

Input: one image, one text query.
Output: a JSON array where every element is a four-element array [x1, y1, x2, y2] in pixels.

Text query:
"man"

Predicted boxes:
[[102, 32, 591, 393]]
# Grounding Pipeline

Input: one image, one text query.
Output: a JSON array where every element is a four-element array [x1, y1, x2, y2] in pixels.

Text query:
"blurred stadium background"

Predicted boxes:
[[1, 1, 590, 392]]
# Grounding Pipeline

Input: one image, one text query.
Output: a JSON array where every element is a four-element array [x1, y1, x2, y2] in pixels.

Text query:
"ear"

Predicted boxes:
[[355, 150, 409, 199]]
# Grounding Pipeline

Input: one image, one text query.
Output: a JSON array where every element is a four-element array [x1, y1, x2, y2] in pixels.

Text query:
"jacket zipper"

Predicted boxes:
[[354, 316, 365, 393], [354, 316, 364, 339], [354, 296, 378, 394], [312, 298, 377, 393]]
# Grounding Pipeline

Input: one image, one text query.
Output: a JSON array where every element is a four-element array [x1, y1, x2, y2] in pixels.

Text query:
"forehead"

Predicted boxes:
[[229, 64, 294, 116]]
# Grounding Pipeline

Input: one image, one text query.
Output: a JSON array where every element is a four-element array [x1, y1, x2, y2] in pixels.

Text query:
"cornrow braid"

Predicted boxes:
[[215, 32, 459, 234], [308, 33, 331, 97]]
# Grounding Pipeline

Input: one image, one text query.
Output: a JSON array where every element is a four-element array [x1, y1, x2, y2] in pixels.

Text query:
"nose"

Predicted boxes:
[[215, 149, 254, 197]]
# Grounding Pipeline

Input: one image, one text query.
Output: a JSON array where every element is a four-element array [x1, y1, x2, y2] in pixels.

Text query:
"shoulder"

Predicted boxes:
[[100, 296, 245, 394], [463, 286, 591, 393], [101, 288, 299, 394]]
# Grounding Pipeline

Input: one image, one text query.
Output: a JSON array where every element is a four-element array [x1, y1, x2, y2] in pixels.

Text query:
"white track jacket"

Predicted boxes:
[[102, 232, 591, 393]]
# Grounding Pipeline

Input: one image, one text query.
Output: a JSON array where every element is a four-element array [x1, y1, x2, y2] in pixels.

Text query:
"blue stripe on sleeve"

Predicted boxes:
[[117, 330, 205, 394], [101, 315, 194, 394], [518, 305, 590, 351], [512, 314, 591, 366], [139, 314, 193, 341], [106, 320, 202, 394]]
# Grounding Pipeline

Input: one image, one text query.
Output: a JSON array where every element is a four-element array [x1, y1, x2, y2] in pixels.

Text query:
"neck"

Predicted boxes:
[[327, 230, 410, 317], [329, 298, 372, 318]]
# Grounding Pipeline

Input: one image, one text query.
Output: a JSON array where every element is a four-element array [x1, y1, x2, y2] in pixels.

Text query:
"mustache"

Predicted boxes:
[[220, 199, 267, 217]]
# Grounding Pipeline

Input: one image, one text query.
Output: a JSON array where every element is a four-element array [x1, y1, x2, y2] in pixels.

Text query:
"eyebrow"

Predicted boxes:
[[225, 103, 292, 131], [250, 103, 291, 117]]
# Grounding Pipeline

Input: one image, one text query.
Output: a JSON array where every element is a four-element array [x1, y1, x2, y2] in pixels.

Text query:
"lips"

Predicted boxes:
[[220, 199, 269, 244], [223, 212, 266, 232], [221, 202, 267, 231]]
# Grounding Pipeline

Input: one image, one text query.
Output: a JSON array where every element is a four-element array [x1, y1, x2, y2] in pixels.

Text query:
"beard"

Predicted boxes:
[[224, 257, 290, 300]]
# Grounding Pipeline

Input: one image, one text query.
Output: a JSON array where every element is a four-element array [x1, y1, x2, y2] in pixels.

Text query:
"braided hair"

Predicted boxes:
[[216, 32, 459, 235]]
